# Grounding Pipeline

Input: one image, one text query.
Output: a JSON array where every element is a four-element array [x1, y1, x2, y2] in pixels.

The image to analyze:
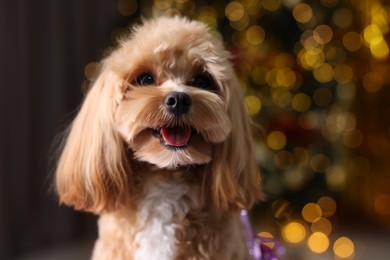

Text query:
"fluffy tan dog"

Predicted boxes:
[[56, 16, 261, 259]]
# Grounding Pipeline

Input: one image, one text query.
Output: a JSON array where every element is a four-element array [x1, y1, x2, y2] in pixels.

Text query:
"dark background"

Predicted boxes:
[[0, 1, 129, 258]]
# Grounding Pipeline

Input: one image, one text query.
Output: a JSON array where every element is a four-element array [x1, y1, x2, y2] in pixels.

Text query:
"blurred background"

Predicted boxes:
[[1, 0, 390, 259]]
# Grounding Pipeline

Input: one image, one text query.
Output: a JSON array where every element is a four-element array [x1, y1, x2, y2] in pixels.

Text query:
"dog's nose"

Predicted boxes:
[[165, 92, 192, 115]]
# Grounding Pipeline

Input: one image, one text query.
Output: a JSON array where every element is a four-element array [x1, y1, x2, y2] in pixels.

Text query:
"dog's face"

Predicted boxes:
[[56, 17, 261, 212], [112, 18, 232, 168]]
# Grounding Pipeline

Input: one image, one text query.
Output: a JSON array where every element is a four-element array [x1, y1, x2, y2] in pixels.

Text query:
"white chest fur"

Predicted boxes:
[[134, 175, 197, 260]]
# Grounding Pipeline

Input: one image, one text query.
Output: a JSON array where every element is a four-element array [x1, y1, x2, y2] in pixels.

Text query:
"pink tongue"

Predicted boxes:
[[160, 127, 191, 147]]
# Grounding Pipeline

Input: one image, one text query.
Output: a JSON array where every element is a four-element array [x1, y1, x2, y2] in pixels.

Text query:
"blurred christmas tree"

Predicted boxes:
[[86, 0, 390, 258]]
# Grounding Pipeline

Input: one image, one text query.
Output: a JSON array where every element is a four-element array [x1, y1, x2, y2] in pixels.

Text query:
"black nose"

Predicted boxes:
[[165, 92, 192, 115]]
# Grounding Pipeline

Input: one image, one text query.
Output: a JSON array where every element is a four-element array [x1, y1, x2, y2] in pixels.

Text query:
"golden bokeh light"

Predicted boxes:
[[363, 24, 383, 45], [332, 8, 353, 29], [313, 63, 334, 83], [275, 53, 295, 68], [282, 221, 307, 244], [276, 68, 297, 89], [342, 128, 364, 148], [197, 7, 217, 29], [262, 0, 281, 12], [317, 196, 337, 218], [293, 3, 313, 24], [310, 154, 331, 173], [298, 48, 325, 70], [267, 131, 287, 150], [362, 71, 383, 92], [230, 13, 250, 30], [311, 217, 333, 235], [272, 89, 292, 108], [325, 46, 346, 65], [314, 25, 333, 45], [326, 166, 347, 192], [245, 95, 262, 115], [333, 237, 355, 259], [246, 25, 265, 45], [302, 203, 322, 223], [292, 93, 311, 112], [225, 1, 245, 22], [343, 31, 362, 52], [307, 232, 330, 253], [370, 37, 390, 59], [334, 64, 353, 84]]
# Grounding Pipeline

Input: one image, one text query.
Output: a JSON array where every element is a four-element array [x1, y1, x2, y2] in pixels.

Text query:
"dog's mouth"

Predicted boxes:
[[150, 126, 192, 149]]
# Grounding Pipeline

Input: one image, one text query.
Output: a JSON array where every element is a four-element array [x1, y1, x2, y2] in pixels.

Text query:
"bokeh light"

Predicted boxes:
[[317, 196, 337, 217], [282, 221, 307, 244], [267, 131, 287, 150], [311, 217, 333, 235], [293, 3, 313, 24], [333, 237, 355, 259], [307, 232, 329, 253], [302, 203, 322, 223]]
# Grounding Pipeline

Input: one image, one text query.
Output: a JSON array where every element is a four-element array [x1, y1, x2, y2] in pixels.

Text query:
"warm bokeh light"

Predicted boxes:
[[333, 237, 355, 259], [362, 71, 384, 92], [310, 154, 331, 173], [307, 232, 330, 253], [245, 95, 262, 115], [292, 93, 311, 112], [246, 25, 265, 45], [302, 203, 322, 223], [326, 166, 347, 192], [342, 31, 362, 52], [293, 3, 313, 23], [267, 131, 287, 150], [282, 221, 307, 244], [311, 217, 333, 235], [317, 196, 337, 217], [225, 1, 245, 22]]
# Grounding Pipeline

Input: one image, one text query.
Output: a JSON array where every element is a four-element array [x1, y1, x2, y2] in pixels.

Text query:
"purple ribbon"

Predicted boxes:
[[240, 209, 282, 260]]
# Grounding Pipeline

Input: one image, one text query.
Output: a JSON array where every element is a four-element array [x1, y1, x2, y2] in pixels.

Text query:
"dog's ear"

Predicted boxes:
[[206, 75, 263, 211], [55, 70, 132, 213]]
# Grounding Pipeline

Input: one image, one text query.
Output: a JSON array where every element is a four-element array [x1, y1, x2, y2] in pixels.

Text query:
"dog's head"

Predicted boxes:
[[56, 16, 261, 213]]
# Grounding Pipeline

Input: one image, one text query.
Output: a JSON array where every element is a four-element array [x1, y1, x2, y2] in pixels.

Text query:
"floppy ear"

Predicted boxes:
[[56, 70, 133, 213], [206, 75, 262, 211]]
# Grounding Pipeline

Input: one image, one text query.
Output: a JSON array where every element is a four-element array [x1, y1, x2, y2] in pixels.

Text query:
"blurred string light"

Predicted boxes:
[[275, 197, 357, 258]]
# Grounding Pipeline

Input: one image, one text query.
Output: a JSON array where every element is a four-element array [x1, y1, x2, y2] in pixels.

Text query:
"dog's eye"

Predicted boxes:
[[190, 73, 216, 91], [134, 73, 155, 86]]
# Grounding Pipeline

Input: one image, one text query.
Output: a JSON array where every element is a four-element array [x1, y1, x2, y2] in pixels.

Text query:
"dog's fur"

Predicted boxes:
[[56, 16, 261, 259]]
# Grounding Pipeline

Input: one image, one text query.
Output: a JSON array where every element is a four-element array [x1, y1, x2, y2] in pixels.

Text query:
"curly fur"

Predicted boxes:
[[56, 16, 262, 259]]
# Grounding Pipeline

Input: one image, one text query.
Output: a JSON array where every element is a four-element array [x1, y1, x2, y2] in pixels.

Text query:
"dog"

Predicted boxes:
[[55, 16, 262, 260]]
